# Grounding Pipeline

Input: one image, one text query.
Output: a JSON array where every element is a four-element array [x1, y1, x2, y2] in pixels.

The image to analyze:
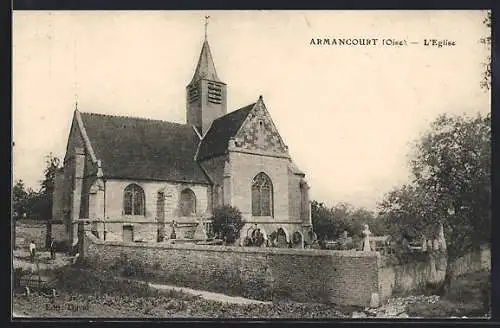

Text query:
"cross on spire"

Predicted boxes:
[[204, 15, 210, 40]]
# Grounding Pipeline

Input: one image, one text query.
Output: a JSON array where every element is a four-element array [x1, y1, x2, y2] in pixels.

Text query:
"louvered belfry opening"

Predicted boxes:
[[207, 82, 222, 104]]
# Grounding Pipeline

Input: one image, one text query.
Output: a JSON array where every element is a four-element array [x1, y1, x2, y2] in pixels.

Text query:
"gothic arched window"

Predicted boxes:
[[180, 188, 197, 216], [251, 172, 273, 217], [124, 184, 145, 216]]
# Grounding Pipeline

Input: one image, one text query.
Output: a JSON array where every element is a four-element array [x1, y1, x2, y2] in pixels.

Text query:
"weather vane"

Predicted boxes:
[[204, 15, 210, 40], [74, 38, 79, 111]]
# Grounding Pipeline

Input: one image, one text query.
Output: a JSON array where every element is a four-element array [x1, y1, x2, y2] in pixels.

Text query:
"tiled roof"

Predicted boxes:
[[197, 103, 255, 160], [79, 112, 209, 184]]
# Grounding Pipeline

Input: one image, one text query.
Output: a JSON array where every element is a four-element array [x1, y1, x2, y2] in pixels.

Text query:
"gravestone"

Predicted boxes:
[[421, 235, 427, 251], [193, 222, 208, 240], [276, 229, 288, 248], [433, 239, 440, 251]]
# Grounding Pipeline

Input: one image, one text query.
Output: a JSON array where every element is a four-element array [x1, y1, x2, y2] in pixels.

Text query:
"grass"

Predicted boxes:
[[406, 270, 491, 318], [12, 264, 350, 318]]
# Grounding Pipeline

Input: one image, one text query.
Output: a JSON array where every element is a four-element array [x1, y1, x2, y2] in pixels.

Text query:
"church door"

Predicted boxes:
[[123, 225, 134, 242]]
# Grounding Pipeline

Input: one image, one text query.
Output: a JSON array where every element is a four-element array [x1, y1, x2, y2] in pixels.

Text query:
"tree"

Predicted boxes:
[[378, 183, 440, 257], [313, 200, 384, 235], [379, 112, 491, 293], [212, 205, 245, 245], [13, 179, 28, 220], [347, 207, 377, 237], [12, 179, 28, 249], [312, 200, 386, 243], [311, 201, 338, 241], [29, 153, 61, 221], [40, 153, 61, 198], [480, 10, 491, 91]]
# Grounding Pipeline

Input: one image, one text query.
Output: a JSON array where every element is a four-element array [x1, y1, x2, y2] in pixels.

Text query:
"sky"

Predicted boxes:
[[12, 10, 491, 211]]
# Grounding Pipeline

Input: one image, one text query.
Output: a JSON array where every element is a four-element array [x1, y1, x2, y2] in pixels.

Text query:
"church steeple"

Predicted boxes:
[[186, 16, 227, 135], [189, 40, 221, 85]]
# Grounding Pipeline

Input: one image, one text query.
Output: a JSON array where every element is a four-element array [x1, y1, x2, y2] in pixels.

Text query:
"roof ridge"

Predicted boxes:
[[79, 111, 188, 127], [213, 102, 256, 122]]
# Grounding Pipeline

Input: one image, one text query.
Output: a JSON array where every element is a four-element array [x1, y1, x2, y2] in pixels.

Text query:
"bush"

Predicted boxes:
[[212, 205, 244, 245], [109, 253, 148, 278]]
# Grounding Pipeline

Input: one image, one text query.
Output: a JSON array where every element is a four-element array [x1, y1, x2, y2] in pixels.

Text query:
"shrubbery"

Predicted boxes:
[[212, 205, 244, 245]]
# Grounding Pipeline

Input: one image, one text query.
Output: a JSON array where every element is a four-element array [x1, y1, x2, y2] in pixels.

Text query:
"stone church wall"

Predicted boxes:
[[83, 231, 380, 307], [229, 151, 306, 244], [287, 170, 303, 222], [229, 152, 291, 222], [198, 155, 226, 208], [100, 179, 210, 242]]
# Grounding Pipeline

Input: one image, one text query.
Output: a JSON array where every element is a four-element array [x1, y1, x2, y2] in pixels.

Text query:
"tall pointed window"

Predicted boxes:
[[252, 172, 273, 217], [124, 184, 145, 216], [180, 188, 197, 216]]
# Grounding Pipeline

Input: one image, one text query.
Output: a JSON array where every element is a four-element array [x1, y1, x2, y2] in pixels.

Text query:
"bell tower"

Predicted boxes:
[[186, 16, 227, 135]]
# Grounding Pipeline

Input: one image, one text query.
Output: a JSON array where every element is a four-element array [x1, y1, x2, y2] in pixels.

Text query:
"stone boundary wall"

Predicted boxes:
[[449, 246, 491, 278], [378, 253, 447, 302], [378, 246, 491, 302], [83, 232, 380, 307]]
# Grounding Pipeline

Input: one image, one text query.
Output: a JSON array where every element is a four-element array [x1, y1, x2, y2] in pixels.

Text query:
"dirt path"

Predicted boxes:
[[132, 279, 270, 305], [13, 250, 73, 272]]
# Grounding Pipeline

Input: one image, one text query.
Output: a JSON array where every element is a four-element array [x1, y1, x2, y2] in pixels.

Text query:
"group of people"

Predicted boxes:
[[27, 237, 57, 262]]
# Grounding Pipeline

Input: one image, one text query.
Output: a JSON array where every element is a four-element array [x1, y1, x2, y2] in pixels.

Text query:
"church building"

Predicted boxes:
[[52, 27, 313, 247]]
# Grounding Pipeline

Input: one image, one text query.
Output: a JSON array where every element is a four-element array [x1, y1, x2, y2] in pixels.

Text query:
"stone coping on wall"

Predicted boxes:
[[85, 232, 380, 258], [17, 219, 56, 225]]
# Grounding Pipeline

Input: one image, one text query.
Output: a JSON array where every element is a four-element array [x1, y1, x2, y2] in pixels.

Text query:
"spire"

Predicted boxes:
[[186, 16, 227, 133], [189, 17, 221, 84], [190, 41, 221, 84]]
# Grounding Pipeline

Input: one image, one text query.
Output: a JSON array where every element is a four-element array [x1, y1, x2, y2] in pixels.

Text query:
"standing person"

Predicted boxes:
[[50, 237, 56, 260], [29, 240, 36, 262]]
